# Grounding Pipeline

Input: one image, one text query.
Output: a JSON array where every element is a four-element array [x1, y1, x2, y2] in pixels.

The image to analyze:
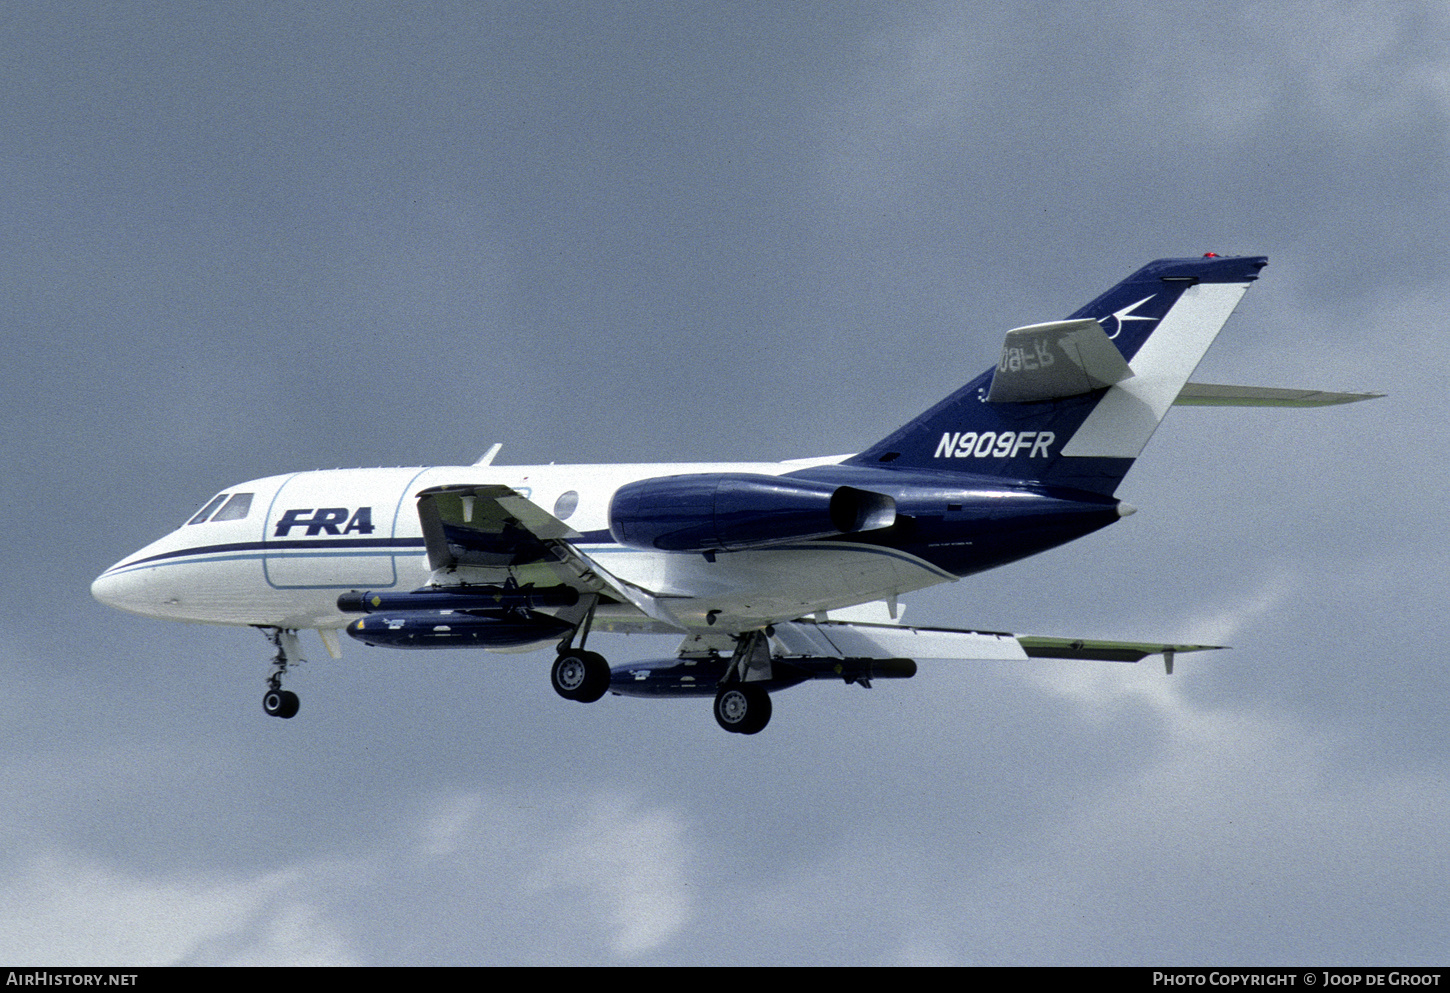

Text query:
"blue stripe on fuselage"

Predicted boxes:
[[99, 536, 429, 577]]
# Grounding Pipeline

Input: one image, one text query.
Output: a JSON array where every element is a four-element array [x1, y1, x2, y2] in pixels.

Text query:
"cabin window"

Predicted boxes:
[[187, 494, 229, 525], [211, 492, 254, 521], [553, 490, 579, 521]]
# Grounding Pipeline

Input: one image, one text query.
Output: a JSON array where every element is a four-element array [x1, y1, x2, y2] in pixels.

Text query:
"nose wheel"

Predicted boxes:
[[258, 626, 305, 720]]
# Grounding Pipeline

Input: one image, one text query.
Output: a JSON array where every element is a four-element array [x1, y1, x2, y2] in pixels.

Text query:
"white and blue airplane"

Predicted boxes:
[[92, 255, 1377, 734]]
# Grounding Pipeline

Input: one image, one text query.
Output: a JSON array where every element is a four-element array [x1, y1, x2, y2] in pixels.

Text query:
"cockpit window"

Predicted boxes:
[[186, 492, 254, 525], [210, 493, 253, 521], [187, 494, 229, 525]]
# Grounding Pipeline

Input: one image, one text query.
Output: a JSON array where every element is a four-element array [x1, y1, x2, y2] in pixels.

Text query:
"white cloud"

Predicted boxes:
[[1, 786, 699, 965], [721, 667, 1450, 963], [1120, 0, 1450, 146], [0, 852, 360, 966], [411, 788, 697, 959], [818, 0, 1450, 201], [525, 795, 696, 958], [971, 697, 1450, 962]]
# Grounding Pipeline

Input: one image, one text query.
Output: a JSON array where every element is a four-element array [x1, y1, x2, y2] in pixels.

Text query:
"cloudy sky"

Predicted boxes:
[[4, 0, 1447, 965]]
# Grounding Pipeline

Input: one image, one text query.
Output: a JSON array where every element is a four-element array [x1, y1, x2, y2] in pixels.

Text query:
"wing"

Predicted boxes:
[[417, 483, 579, 570], [770, 618, 1220, 674], [415, 484, 685, 629]]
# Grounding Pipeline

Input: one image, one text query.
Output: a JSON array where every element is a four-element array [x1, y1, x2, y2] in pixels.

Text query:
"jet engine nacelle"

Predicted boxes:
[[608, 473, 897, 552]]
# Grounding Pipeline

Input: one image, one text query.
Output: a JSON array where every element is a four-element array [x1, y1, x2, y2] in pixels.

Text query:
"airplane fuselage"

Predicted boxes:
[[92, 459, 1123, 636]]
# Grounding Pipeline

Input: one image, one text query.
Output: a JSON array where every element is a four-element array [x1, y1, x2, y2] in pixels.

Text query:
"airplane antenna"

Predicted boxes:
[[474, 442, 503, 466]]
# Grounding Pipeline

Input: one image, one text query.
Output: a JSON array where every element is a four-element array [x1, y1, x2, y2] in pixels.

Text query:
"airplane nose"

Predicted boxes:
[[91, 567, 127, 609], [91, 564, 155, 616]]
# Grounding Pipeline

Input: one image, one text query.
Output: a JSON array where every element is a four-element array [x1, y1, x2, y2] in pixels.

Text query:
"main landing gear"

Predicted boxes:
[[711, 629, 776, 734], [713, 683, 771, 735], [551, 594, 611, 703], [548, 620, 780, 734], [258, 626, 303, 720], [551, 650, 611, 702]]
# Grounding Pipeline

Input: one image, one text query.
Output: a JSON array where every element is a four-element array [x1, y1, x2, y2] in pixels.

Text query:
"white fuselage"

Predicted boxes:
[[91, 460, 955, 636]]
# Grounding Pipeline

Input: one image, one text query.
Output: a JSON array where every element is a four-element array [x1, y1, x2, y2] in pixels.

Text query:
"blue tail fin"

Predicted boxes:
[[846, 255, 1269, 495]]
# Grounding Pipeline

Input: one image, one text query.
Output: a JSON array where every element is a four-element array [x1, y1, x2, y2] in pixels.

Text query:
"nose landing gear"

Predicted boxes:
[[263, 686, 300, 719], [258, 627, 304, 720]]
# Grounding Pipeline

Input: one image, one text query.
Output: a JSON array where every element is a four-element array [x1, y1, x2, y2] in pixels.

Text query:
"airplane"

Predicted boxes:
[[91, 254, 1379, 734]]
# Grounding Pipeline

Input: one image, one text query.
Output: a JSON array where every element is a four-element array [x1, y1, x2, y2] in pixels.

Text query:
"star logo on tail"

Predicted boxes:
[[1099, 295, 1157, 339]]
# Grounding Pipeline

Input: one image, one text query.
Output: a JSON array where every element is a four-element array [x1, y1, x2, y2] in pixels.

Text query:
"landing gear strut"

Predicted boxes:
[[258, 626, 303, 720], [550, 594, 610, 703], [713, 629, 774, 734]]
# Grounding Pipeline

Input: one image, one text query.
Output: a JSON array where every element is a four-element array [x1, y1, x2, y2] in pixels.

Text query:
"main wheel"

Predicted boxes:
[[551, 651, 610, 703], [713, 685, 771, 734], [263, 688, 300, 719]]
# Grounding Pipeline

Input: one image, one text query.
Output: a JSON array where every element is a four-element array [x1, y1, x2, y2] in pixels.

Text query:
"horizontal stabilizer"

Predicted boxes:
[[771, 619, 1222, 666], [1174, 382, 1385, 407], [986, 318, 1133, 403]]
